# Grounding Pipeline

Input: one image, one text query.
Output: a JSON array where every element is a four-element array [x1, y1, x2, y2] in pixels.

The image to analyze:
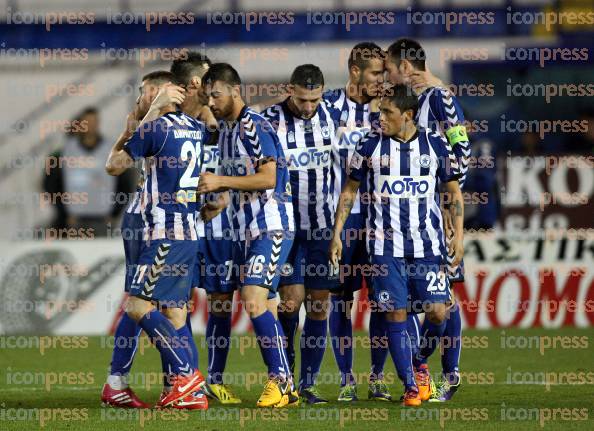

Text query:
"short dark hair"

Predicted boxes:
[[387, 38, 426, 71], [383, 84, 419, 118], [202, 63, 241, 87], [141, 70, 175, 84], [290, 64, 324, 89], [348, 42, 384, 71], [170, 51, 211, 85]]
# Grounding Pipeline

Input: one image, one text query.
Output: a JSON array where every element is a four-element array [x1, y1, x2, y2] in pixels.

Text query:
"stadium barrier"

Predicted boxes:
[[0, 231, 592, 335]]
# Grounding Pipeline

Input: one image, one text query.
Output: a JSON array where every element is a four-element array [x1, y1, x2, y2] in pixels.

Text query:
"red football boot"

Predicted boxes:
[[101, 383, 151, 408], [158, 370, 205, 408]]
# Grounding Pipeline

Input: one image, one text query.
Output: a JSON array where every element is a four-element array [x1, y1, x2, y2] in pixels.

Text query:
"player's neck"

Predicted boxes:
[[228, 100, 246, 123], [159, 104, 177, 116], [345, 80, 371, 105], [180, 97, 203, 118], [394, 123, 417, 142]]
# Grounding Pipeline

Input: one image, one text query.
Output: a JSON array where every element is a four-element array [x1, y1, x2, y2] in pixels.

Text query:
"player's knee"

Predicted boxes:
[[162, 307, 187, 329], [125, 296, 154, 322]]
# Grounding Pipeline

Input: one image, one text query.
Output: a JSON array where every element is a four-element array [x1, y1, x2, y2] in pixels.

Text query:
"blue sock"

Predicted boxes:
[[386, 321, 416, 390], [177, 324, 197, 371], [251, 311, 285, 380], [184, 313, 199, 369], [329, 296, 354, 386], [299, 317, 327, 390], [369, 309, 389, 382], [406, 313, 421, 364], [441, 304, 462, 385], [137, 309, 192, 375], [110, 314, 142, 376], [206, 314, 232, 385], [275, 319, 293, 383], [414, 317, 447, 368], [278, 313, 299, 373]]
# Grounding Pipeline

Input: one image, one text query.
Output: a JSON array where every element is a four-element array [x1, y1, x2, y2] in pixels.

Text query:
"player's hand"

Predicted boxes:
[[409, 68, 444, 93], [124, 108, 141, 135], [197, 172, 224, 194], [449, 232, 464, 267], [329, 236, 343, 270], [151, 83, 185, 109], [200, 202, 223, 222]]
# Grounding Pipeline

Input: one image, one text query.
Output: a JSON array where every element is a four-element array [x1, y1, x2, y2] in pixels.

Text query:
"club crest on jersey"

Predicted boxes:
[[419, 154, 431, 168], [287, 131, 295, 143], [280, 263, 293, 276], [321, 126, 331, 139], [381, 154, 391, 168], [378, 290, 390, 303]]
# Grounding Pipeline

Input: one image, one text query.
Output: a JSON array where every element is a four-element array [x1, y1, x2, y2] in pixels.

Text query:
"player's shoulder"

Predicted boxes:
[[357, 129, 382, 151], [261, 103, 283, 119], [322, 87, 345, 105], [242, 107, 278, 140], [426, 86, 459, 107], [158, 111, 206, 131]]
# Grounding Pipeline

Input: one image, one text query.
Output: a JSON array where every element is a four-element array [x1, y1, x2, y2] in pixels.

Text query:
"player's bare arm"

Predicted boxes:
[[409, 67, 444, 93], [329, 177, 360, 268], [105, 109, 139, 176], [200, 191, 230, 222], [444, 180, 464, 266], [197, 159, 276, 194]]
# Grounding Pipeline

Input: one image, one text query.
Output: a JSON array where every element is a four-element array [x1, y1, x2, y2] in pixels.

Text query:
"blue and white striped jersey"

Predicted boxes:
[[323, 88, 378, 215], [195, 142, 233, 239], [125, 161, 146, 215], [416, 87, 470, 188], [262, 100, 336, 231], [124, 111, 210, 241], [349, 129, 460, 258], [218, 106, 294, 241]]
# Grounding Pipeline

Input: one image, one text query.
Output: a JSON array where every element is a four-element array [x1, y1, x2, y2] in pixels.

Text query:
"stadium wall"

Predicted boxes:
[[0, 234, 592, 335]]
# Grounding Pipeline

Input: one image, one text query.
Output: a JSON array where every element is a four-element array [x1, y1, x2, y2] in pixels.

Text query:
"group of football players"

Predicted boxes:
[[99, 37, 470, 410]]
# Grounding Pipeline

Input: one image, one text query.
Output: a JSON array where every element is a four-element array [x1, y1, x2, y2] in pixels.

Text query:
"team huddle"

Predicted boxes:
[[100, 38, 471, 410]]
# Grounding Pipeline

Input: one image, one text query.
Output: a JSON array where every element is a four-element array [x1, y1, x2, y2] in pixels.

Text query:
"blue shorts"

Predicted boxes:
[[193, 237, 239, 294], [445, 233, 465, 282], [448, 258, 465, 283], [237, 231, 293, 292], [129, 239, 198, 307], [280, 228, 339, 290], [371, 255, 450, 312], [121, 212, 144, 292], [338, 212, 368, 294]]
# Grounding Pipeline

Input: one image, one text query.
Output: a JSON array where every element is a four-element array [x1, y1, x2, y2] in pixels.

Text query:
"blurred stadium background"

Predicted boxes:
[[0, 0, 592, 336]]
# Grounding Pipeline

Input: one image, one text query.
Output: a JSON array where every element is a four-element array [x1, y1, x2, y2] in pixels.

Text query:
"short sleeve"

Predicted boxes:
[[431, 132, 460, 183], [348, 134, 376, 182], [123, 118, 168, 160], [429, 89, 470, 187]]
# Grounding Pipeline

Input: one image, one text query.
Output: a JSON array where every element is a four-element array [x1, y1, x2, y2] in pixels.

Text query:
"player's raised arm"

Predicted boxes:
[[106, 71, 177, 176], [105, 109, 139, 176]]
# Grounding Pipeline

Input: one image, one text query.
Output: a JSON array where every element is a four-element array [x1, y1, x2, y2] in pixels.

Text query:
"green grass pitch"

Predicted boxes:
[[1, 327, 593, 430]]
